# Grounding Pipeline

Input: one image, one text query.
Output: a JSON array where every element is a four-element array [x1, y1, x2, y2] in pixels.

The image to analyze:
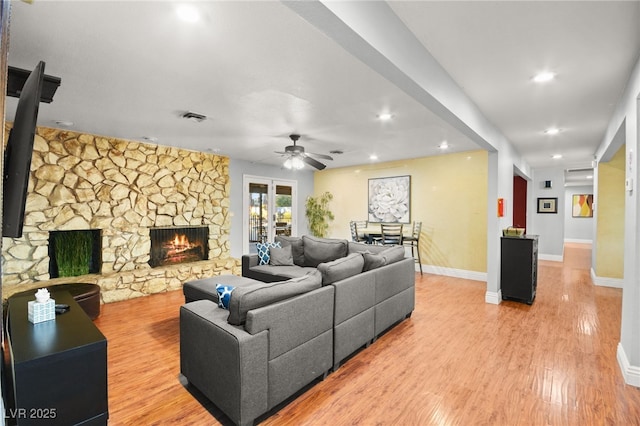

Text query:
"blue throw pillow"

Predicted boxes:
[[256, 242, 281, 265], [215, 284, 235, 310]]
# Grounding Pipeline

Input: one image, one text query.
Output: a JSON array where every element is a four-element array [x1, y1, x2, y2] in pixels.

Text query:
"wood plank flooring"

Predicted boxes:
[[94, 243, 640, 425]]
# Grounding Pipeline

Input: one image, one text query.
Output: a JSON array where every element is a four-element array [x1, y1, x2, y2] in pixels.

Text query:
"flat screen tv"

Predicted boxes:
[[3, 61, 45, 238]]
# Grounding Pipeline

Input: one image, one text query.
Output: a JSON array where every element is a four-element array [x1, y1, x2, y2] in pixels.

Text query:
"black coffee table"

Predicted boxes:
[[4, 291, 108, 425]]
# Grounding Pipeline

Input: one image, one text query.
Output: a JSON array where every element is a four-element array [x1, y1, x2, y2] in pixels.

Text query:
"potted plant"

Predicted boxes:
[[305, 191, 334, 238]]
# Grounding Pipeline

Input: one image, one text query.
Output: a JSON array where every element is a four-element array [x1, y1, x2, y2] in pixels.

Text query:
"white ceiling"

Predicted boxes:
[[5, 1, 640, 177]]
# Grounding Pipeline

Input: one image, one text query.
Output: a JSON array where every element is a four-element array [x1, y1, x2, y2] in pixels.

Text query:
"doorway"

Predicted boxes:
[[513, 175, 528, 231], [243, 176, 297, 253]]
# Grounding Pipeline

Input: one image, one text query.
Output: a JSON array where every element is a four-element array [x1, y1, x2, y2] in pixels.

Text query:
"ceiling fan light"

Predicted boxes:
[[291, 156, 305, 170], [284, 156, 305, 170]]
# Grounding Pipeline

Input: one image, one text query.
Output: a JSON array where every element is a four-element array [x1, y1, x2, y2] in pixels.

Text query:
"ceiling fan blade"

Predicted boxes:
[[302, 155, 326, 170], [306, 152, 333, 160], [274, 151, 286, 154]]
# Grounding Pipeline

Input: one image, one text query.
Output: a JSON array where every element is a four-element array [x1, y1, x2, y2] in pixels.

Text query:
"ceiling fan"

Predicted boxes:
[[275, 134, 333, 170]]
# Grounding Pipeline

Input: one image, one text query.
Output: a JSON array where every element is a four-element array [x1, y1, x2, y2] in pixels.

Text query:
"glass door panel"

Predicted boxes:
[[249, 182, 269, 246], [275, 185, 292, 237], [243, 176, 297, 254]]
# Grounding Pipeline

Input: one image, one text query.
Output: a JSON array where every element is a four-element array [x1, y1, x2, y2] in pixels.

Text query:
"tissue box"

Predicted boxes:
[[28, 299, 56, 324]]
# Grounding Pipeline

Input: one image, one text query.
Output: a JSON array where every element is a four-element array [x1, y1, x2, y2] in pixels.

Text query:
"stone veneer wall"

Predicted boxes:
[[2, 125, 240, 303]]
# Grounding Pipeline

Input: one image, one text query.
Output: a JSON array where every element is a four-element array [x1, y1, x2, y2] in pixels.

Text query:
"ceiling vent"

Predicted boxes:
[[566, 167, 593, 173], [181, 111, 207, 122]]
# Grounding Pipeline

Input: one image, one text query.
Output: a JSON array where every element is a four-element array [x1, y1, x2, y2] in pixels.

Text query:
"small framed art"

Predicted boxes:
[[537, 197, 558, 214]]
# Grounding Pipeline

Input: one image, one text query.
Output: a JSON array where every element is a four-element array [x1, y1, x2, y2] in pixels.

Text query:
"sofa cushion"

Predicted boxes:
[[256, 242, 281, 265], [380, 245, 405, 265], [317, 253, 364, 285], [302, 235, 348, 267], [269, 245, 294, 266], [275, 235, 305, 266], [228, 270, 322, 325], [215, 284, 235, 309], [362, 252, 386, 272]]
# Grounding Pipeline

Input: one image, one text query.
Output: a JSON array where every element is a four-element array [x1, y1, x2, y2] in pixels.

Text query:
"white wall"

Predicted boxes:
[[564, 185, 595, 243], [529, 167, 566, 261], [228, 159, 314, 258], [596, 52, 640, 386]]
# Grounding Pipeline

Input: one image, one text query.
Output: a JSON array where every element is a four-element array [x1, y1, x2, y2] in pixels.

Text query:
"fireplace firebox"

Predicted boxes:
[[49, 229, 102, 278], [149, 227, 209, 267]]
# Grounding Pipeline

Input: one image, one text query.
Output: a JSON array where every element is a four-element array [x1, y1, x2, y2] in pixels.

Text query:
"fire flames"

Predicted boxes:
[[171, 234, 194, 252]]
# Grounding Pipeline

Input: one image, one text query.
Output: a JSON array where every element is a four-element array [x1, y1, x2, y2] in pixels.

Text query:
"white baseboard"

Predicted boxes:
[[485, 290, 501, 305], [421, 264, 487, 282], [539, 253, 563, 262], [590, 268, 623, 288], [617, 343, 640, 387]]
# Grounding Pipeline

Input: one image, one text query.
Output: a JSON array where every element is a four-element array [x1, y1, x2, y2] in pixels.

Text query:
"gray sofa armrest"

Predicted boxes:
[[180, 300, 268, 426], [241, 254, 259, 275]]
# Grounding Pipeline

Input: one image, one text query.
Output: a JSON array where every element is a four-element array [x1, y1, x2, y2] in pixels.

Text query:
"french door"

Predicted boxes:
[[243, 175, 297, 253]]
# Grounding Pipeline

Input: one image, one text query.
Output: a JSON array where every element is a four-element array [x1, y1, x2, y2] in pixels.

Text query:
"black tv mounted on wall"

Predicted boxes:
[[3, 61, 46, 238]]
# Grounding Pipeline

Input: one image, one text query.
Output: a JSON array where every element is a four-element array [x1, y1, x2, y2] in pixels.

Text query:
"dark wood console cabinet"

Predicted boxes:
[[4, 291, 108, 425], [501, 235, 538, 304]]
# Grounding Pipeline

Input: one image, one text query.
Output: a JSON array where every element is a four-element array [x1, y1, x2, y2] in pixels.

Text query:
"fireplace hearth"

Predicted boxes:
[[149, 227, 209, 267]]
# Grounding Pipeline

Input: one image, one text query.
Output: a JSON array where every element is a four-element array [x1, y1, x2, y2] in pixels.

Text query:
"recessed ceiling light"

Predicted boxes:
[[176, 4, 200, 23], [369, 154, 378, 161], [545, 127, 560, 135], [439, 141, 449, 150], [54, 120, 74, 127], [377, 113, 393, 121], [533, 71, 555, 83], [552, 154, 563, 160]]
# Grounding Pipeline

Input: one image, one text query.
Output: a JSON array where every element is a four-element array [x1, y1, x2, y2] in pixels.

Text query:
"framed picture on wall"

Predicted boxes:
[[537, 197, 558, 214], [572, 194, 594, 217], [368, 175, 411, 223]]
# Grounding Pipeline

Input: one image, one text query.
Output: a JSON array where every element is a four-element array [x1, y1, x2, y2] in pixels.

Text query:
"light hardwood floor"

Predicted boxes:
[[94, 243, 640, 425]]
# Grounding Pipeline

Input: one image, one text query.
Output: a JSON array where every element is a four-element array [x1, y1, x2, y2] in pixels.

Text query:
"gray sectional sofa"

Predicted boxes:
[[180, 235, 415, 426]]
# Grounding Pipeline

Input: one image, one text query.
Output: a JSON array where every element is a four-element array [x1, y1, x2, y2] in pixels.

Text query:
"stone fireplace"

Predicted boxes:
[[1, 126, 240, 303]]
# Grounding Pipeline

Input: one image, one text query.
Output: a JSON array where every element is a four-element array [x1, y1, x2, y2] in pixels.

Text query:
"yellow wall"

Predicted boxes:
[[314, 150, 488, 273], [595, 145, 625, 278]]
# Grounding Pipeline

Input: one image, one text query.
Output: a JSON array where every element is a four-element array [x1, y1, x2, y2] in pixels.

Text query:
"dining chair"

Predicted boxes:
[[349, 220, 368, 243], [380, 223, 403, 246], [403, 221, 422, 275]]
